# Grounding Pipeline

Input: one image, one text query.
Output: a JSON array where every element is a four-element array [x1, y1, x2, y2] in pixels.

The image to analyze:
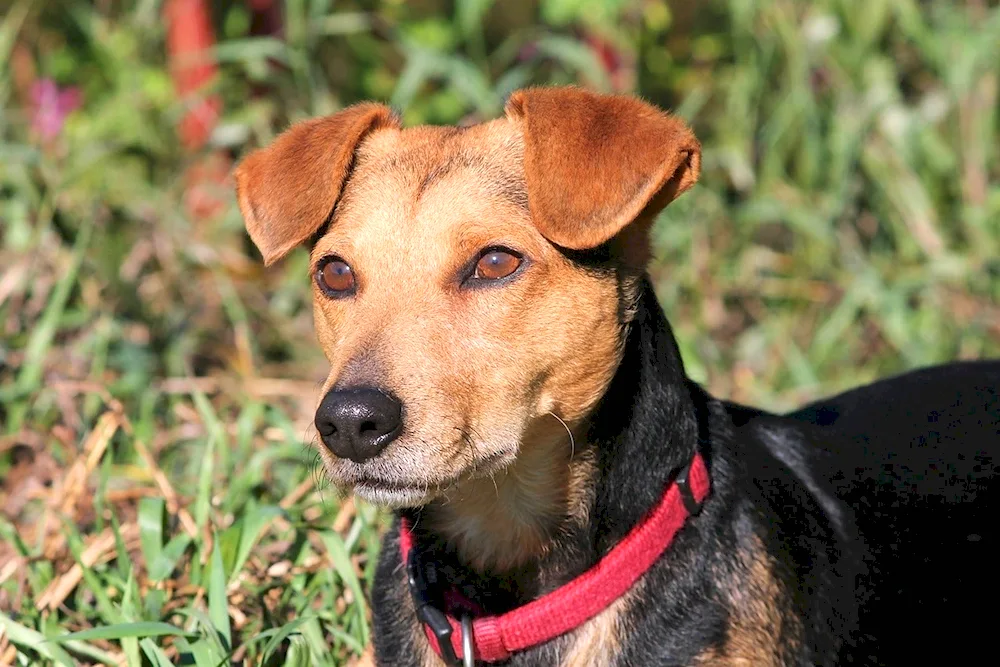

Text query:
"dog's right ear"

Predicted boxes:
[[505, 87, 700, 252], [234, 103, 398, 266]]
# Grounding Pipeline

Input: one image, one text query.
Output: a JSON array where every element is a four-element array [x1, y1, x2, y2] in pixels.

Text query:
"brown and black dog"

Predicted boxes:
[[234, 87, 999, 666]]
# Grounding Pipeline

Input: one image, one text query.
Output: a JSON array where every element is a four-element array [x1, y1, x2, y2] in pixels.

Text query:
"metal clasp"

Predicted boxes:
[[461, 615, 474, 667]]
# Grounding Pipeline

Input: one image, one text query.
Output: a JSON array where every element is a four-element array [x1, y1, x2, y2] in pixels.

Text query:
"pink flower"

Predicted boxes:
[[30, 79, 82, 141]]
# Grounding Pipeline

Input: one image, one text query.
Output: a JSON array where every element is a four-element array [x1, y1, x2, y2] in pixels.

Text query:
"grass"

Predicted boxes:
[[1, 0, 998, 664]]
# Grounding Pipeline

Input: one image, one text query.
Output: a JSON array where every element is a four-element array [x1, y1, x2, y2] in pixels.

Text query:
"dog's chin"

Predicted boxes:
[[350, 481, 437, 508], [324, 444, 519, 508]]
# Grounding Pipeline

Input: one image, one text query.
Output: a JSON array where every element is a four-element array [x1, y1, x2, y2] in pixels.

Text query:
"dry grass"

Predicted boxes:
[[1, 0, 998, 664]]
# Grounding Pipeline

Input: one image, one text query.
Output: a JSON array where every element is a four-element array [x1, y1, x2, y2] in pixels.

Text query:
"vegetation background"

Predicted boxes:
[[1, 0, 998, 664]]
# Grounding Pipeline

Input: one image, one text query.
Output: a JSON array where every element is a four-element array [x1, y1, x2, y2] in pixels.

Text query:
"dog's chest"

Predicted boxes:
[[554, 592, 631, 666]]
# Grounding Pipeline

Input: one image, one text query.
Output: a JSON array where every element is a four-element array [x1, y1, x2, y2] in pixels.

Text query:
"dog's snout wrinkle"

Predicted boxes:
[[315, 387, 403, 463]]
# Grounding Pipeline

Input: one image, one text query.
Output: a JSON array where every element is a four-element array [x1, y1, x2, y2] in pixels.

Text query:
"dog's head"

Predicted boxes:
[[235, 87, 699, 508]]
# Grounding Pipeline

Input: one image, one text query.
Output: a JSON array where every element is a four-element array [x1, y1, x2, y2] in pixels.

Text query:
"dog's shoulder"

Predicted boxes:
[[697, 390, 855, 543], [623, 389, 862, 665]]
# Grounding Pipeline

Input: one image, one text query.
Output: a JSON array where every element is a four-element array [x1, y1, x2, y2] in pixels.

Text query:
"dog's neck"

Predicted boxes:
[[420, 418, 595, 574], [405, 280, 701, 610], [588, 280, 701, 549]]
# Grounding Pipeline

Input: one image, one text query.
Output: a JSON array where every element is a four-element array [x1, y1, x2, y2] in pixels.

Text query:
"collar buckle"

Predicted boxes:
[[407, 548, 463, 665], [675, 461, 705, 516]]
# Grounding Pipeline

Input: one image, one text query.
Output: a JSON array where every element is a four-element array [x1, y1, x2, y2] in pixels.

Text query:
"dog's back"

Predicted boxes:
[[790, 361, 1000, 662]]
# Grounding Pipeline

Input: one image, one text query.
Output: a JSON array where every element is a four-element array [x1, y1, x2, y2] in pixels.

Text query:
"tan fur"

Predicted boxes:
[[427, 422, 598, 572], [559, 587, 632, 666], [300, 119, 628, 555], [234, 88, 702, 575], [234, 103, 398, 265], [695, 537, 794, 666], [506, 87, 700, 250]]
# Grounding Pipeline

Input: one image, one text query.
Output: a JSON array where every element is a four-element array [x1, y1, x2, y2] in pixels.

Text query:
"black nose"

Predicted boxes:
[[315, 387, 402, 463]]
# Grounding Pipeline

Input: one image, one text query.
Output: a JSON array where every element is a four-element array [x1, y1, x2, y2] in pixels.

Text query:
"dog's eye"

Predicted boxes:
[[475, 250, 522, 281], [316, 257, 355, 296]]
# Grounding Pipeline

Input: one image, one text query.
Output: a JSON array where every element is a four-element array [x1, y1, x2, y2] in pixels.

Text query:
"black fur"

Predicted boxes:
[[372, 280, 998, 665]]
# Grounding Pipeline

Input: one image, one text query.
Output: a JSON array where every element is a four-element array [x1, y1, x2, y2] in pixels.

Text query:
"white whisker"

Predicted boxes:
[[548, 411, 575, 460]]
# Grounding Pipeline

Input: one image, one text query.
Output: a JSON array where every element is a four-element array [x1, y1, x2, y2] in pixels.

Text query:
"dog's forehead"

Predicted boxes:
[[322, 119, 530, 251], [349, 120, 525, 204], [357, 118, 522, 170]]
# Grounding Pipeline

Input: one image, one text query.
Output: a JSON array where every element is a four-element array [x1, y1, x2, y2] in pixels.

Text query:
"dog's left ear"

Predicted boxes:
[[505, 87, 700, 250]]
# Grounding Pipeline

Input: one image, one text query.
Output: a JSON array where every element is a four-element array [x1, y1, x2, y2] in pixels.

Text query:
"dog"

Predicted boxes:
[[234, 86, 999, 666]]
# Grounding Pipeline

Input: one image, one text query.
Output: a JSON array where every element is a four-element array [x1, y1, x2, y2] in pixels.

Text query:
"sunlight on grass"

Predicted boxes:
[[1, 0, 998, 664]]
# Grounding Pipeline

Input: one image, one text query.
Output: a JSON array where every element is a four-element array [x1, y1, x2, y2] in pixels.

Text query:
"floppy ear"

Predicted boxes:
[[505, 87, 700, 250], [234, 103, 398, 265]]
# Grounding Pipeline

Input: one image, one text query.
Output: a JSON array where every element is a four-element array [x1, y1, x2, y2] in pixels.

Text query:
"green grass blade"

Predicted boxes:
[[52, 622, 194, 643], [139, 637, 174, 667], [137, 496, 166, 574], [192, 387, 224, 530], [230, 503, 284, 582], [318, 530, 369, 647], [176, 637, 223, 667], [259, 616, 313, 662], [0, 612, 76, 667], [208, 539, 232, 651], [14, 218, 93, 396], [148, 532, 193, 582]]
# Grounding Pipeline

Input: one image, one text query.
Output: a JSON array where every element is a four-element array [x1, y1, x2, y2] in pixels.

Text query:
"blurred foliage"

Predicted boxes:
[[2, 0, 997, 410], [0, 0, 998, 664]]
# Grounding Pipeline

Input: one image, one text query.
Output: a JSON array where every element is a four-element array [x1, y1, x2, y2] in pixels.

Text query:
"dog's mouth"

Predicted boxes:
[[330, 448, 517, 508], [348, 472, 466, 508], [351, 478, 437, 507]]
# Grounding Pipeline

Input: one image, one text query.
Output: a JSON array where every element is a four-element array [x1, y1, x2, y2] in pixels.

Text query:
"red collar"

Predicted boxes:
[[399, 452, 710, 665]]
